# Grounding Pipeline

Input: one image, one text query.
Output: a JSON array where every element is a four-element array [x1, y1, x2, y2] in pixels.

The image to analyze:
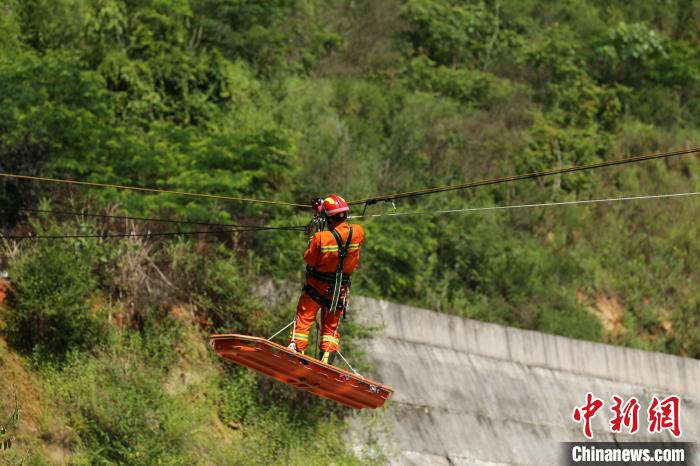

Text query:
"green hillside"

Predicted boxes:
[[1, 0, 699, 463]]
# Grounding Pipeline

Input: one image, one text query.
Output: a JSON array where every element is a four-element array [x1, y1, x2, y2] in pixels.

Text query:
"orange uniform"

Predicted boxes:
[[291, 221, 365, 355]]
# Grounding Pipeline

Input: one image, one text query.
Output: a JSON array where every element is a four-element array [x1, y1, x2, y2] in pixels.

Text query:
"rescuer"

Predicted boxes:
[[288, 194, 365, 365]]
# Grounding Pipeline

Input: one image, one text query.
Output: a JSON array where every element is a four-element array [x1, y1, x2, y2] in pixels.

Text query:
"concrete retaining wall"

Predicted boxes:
[[352, 297, 700, 465]]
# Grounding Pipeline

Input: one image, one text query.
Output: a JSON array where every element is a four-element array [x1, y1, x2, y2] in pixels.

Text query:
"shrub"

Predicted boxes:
[[42, 325, 201, 465], [4, 231, 106, 359]]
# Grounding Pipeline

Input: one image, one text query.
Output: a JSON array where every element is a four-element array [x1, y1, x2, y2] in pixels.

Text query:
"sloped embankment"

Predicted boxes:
[[0, 338, 75, 463]]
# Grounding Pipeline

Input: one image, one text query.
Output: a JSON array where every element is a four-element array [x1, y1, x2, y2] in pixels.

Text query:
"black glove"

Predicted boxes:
[[311, 197, 324, 213]]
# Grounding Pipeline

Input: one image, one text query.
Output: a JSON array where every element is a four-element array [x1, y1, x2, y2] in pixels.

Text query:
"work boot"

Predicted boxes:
[[289, 341, 309, 365], [319, 350, 336, 365], [288, 341, 305, 354]]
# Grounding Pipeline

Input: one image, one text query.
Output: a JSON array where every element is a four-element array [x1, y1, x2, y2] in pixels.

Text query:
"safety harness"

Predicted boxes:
[[305, 226, 353, 314]]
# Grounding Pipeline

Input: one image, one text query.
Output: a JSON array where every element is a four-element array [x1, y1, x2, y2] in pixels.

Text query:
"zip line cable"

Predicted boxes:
[[1, 224, 306, 240], [4, 146, 697, 212], [348, 146, 700, 207], [0, 172, 307, 208], [0, 205, 275, 229], [9, 191, 697, 238], [350, 190, 700, 219], [4, 145, 698, 227]]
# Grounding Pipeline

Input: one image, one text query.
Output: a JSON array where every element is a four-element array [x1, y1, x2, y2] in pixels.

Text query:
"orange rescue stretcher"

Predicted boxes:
[[210, 334, 394, 409]]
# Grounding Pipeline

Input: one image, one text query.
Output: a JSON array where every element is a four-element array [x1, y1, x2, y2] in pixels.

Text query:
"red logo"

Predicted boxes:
[[609, 395, 640, 434], [648, 395, 681, 437], [572, 392, 605, 439], [572, 393, 682, 439]]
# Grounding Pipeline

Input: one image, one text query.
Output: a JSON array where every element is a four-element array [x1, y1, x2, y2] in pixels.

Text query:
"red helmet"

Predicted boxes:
[[322, 194, 350, 217]]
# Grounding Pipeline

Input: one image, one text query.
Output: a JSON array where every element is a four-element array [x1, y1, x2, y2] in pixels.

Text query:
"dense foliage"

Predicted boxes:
[[1, 0, 700, 462]]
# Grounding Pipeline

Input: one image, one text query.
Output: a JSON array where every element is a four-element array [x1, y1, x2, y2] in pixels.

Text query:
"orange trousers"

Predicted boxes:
[[290, 283, 345, 353]]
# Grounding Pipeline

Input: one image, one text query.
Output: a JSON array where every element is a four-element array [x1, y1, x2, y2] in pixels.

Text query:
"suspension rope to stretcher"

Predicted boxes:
[[336, 350, 361, 376], [267, 320, 296, 341], [0, 172, 308, 208], [348, 146, 700, 207], [349, 191, 700, 219]]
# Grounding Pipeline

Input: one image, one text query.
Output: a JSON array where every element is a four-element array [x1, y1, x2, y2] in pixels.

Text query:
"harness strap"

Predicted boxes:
[[307, 268, 351, 285], [304, 284, 346, 311], [329, 227, 353, 313]]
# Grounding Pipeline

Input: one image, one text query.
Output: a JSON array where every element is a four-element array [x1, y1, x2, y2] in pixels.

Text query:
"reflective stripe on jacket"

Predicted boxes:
[[303, 222, 365, 274]]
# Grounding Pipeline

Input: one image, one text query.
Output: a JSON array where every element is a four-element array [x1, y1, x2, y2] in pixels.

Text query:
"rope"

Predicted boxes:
[[350, 191, 700, 219], [268, 320, 295, 341], [349, 146, 700, 206], [315, 316, 321, 354], [0, 205, 273, 229], [0, 172, 308, 208], [336, 350, 360, 375], [1, 224, 306, 240]]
